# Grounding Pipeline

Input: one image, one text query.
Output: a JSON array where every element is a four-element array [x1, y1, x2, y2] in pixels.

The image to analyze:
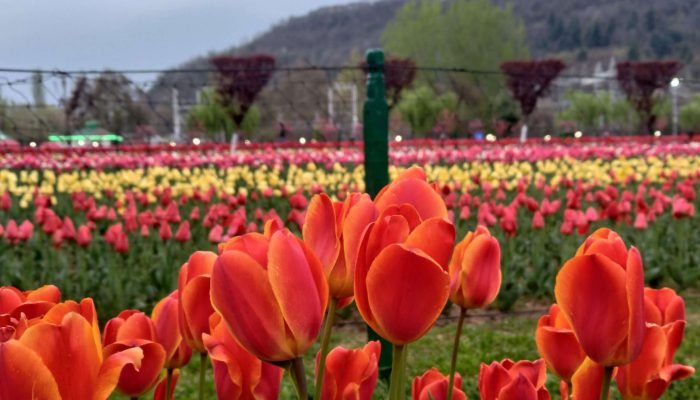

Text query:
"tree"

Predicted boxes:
[[210, 54, 275, 141], [500, 59, 566, 136], [680, 95, 700, 133], [382, 0, 528, 122], [616, 60, 682, 134], [558, 91, 612, 133], [397, 85, 457, 136], [187, 88, 261, 140], [361, 57, 416, 110], [65, 72, 152, 134]]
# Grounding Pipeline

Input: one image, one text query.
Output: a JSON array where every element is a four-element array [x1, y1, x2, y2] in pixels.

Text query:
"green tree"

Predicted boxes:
[[187, 88, 260, 140], [397, 85, 457, 136], [558, 91, 612, 133], [680, 95, 700, 132], [382, 0, 528, 121]]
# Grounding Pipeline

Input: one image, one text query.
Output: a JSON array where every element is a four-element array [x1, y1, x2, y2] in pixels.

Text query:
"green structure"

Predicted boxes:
[[362, 49, 392, 380], [48, 120, 123, 143]]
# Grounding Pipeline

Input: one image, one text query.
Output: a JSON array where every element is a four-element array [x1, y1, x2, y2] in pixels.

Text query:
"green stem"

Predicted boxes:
[[600, 366, 614, 400], [289, 357, 308, 400], [446, 308, 467, 400], [165, 368, 173, 400], [389, 344, 407, 400], [314, 298, 338, 400], [198, 352, 207, 400]]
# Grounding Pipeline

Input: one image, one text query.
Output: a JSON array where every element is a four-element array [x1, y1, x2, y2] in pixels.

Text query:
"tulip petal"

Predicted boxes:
[[535, 316, 586, 382], [116, 312, 156, 342], [497, 373, 538, 400], [303, 193, 341, 270], [19, 312, 105, 400], [555, 254, 629, 365], [94, 346, 144, 400], [404, 217, 456, 270], [218, 233, 269, 266], [103, 340, 165, 397], [25, 285, 61, 303], [571, 358, 606, 400], [268, 230, 327, 354], [0, 340, 61, 400], [342, 196, 378, 282], [623, 247, 645, 363], [153, 369, 180, 400], [211, 250, 293, 361], [366, 244, 449, 344], [180, 275, 213, 351]]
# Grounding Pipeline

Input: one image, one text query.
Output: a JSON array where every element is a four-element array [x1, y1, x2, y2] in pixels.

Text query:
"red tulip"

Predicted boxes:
[[644, 287, 685, 326], [178, 251, 218, 353], [211, 228, 328, 361], [152, 291, 192, 369], [76, 225, 92, 247], [555, 228, 645, 366], [633, 212, 648, 230], [1, 299, 144, 400], [316, 341, 380, 400], [303, 192, 377, 301], [479, 359, 550, 400], [102, 310, 167, 397], [412, 368, 466, 400], [569, 357, 608, 400], [449, 225, 501, 309], [616, 321, 695, 399], [374, 166, 448, 221], [209, 225, 224, 243], [159, 221, 173, 241], [175, 221, 191, 242], [535, 304, 586, 383], [203, 314, 284, 399], [532, 211, 545, 229]]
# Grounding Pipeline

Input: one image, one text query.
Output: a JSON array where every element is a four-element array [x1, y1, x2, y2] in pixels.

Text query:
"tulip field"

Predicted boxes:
[[0, 137, 698, 399]]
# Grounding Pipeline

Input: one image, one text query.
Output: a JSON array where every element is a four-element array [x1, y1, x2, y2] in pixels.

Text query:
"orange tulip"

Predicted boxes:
[[616, 321, 695, 399], [478, 359, 550, 400], [374, 166, 448, 221], [152, 291, 192, 369], [303, 192, 377, 302], [0, 284, 60, 321], [535, 304, 586, 383], [644, 287, 685, 326], [211, 228, 328, 362], [316, 341, 380, 400], [449, 225, 501, 309], [0, 298, 144, 400], [102, 310, 167, 398], [554, 228, 645, 366], [412, 368, 466, 400], [178, 251, 218, 353], [203, 314, 284, 399], [354, 203, 455, 345]]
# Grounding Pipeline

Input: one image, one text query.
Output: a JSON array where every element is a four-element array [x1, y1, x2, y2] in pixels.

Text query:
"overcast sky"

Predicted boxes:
[[0, 0, 354, 71]]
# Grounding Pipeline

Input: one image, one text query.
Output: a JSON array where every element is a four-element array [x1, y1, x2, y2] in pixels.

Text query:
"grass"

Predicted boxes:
[[134, 290, 699, 399]]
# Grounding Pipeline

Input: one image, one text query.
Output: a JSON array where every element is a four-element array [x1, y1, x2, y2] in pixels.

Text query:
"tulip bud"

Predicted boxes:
[[449, 225, 501, 310]]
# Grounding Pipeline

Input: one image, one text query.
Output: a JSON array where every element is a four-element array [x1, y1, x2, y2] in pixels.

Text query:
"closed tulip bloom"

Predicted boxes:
[[178, 251, 218, 353], [175, 221, 191, 243], [152, 291, 192, 369], [616, 321, 695, 399], [478, 359, 550, 400], [203, 314, 284, 399], [211, 228, 328, 362], [554, 228, 645, 366], [2, 299, 144, 400], [532, 211, 545, 230], [316, 341, 380, 400], [303, 192, 377, 301], [535, 304, 586, 383], [374, 166, 448, 221], [354, 203, 455, 345], [102, 310, 167, 398], [449, 225, 501, 309], [412, 368, 466, 400], [644, 287, 685, 326]]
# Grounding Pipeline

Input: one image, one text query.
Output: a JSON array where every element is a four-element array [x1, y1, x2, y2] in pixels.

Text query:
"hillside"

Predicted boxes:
[[150, 0, 700, 102]]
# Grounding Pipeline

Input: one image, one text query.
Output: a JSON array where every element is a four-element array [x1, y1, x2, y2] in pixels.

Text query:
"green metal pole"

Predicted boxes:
[[362, 48, 392, 381]]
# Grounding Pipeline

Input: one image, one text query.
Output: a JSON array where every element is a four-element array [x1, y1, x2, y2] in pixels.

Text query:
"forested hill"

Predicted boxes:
[[150, 0, 700, 100]]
